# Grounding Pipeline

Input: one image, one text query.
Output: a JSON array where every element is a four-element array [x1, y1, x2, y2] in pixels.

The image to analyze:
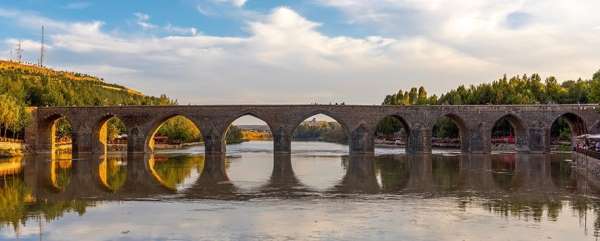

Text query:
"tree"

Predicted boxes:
[[417, 86, 428, 105]]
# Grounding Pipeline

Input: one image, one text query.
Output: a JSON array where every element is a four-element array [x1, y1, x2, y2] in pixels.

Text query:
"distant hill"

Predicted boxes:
[[0, 60, 172, 107]]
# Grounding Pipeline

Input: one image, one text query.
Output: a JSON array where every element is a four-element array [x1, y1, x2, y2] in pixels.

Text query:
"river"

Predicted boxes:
[[1, 140, 599, 241]]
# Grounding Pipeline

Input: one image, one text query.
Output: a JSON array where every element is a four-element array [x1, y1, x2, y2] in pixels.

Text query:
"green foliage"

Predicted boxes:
[[293, 121, 347, 143], [432, 117, 459, 139], [156, 116, 202, 144], [382, 71, 600, 139], [106, 118, 127, 142], [54, 118, 72, 141], [226, 125, 244, 144], [0, 95, 28, 138], [151, 155, 204, 189], [375, 116, 407, 137], [0, 60, 174, 140]]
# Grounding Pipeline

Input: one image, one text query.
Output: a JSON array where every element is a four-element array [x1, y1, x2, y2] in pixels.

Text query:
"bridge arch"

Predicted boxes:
[[93, 114, 129, 154], [549, 112, 587, 144], [490, 113, 528, 152], [223, 113, 274, 156], [292, 110, 352, 137], [431, 113, 468, 152], [374, 114, 411, 153], [222, 111, 275, 135], [291, 111, 351, 151], [144, 113, 203, 154], [38, 113, 74, 154]]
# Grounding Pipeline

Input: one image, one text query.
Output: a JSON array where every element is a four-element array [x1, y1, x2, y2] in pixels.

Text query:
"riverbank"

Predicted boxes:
[[0, 142, 26, 157]]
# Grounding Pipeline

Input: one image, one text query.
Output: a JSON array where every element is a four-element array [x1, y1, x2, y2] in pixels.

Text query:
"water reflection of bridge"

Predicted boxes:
[[21, 153, 596, 202]]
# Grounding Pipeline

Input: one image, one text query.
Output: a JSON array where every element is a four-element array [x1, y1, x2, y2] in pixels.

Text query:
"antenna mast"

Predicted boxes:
[[16, 40, 23, 63], [39, 25, 45, 67]]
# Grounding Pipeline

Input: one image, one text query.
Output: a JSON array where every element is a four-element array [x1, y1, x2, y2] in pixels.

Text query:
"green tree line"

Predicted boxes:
[[379, 70, 600, 140], [293, 121, 347, 143]]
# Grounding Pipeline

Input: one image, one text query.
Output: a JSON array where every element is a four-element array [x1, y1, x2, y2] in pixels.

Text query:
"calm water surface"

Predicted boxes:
[[1, 141, 600, 241]]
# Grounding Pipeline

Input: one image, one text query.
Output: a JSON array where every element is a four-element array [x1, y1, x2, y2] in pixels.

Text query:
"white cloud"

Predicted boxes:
[[0, 4, 599, 105], [132, 12, 199, 36], [133, 12, 157, 30], [317, 0, 600, 78], [215, 0, 248, 7], [164, 24, 198, 36]]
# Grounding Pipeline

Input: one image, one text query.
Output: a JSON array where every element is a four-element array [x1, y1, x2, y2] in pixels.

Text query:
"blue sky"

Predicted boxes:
[[1, 0, 600, 107]]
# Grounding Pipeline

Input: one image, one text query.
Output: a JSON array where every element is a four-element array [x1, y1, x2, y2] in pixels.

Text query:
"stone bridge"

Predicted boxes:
[[24, 104, 600, 154]]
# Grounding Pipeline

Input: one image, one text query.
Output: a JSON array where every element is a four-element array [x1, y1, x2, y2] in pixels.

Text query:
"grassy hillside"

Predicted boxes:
[[0, 60, 172, 107], [0, 60, 175, 140]]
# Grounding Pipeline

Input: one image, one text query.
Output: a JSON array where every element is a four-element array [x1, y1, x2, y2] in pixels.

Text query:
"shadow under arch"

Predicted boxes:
[[374, 114, 411, 151], [490, 114, 528, 152], [93, 114, 129, 154], [144, 114, 203, 154], [38, 113, 73, 154], [550, 112, 588, 147], [432, 113, 468, 152]]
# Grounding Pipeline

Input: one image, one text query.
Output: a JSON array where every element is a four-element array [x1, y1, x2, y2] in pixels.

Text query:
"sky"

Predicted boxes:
[[1, 0, 600, 106]]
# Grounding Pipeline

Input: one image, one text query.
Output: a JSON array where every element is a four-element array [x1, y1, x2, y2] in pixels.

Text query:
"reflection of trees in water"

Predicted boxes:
[[50, 159, 72, 192], [480, 198, 563, 222], [99, 157, 127, 192], [0, 178, 32, 230], [374, 155, 410, 191], [0, 177, 93, 232], [151, 155, 205, 190]]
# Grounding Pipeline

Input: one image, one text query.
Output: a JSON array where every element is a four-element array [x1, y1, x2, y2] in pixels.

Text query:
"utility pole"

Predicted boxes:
[[39, 25, 45, 67], [15, 40, 23, 63]]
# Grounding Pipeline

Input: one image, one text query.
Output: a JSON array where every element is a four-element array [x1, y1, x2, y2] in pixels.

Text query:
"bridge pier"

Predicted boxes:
[[204, 134, 226, 155], [407, 128, 432, 154], [527, 127, 550, 153], [350, 125, 374, 154], [127, 127, 147, 154], [465, 125, 492, 153], [71, 130, 92, 154], [273, 127, 292, 153]]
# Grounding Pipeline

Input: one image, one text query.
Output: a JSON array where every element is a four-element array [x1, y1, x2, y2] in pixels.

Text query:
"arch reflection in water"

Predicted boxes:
[[98, 155, 127, 192], [333, 154, 380, 193], [183, 154, 237, 199], [148, 154, 205, 191], [49, 157, 73, 192], [259, 153, 307, 194], [4, 151, 600, 238]]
